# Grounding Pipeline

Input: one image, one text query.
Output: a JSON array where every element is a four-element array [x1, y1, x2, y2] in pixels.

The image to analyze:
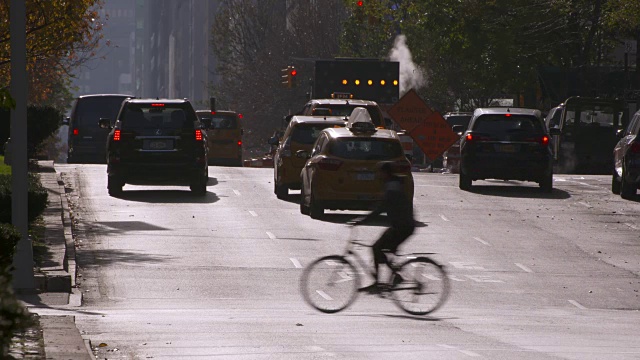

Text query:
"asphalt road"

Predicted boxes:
[[37, 164, 640, 359]]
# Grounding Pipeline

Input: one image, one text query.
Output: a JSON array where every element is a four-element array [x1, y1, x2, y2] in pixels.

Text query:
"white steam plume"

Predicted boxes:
[[388, 35, 426, 96]]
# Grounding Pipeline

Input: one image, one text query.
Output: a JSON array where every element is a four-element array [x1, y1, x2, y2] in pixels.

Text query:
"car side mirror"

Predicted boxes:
[[201, 118, 212, 129], [549, 127, 562, 136], [296, 150, 310, 159], [616, 128, 625, 138], [283, 114, 293, 124], [98, 118, 112, 129]]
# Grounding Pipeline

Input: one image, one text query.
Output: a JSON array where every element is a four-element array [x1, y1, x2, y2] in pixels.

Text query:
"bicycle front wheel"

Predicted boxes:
[[390, 257, 450, 315], [300, 255, 360, 313]]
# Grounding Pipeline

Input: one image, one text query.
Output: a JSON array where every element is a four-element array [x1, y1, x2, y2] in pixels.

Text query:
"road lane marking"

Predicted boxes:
[[515, 263, 533, 273], [473, 237, 491, 246], [233, 189, 241, 196], [450, 262, 486, 270], [316, 290, 333, 300], [578, 201, 593, 208], [266, 231, 276, 239], [439, 214, 450, 222], [625, 223, 638, 230], [568, 300, 587, 309], [437, 344, 481, 357], [290, 258, 302, 268], [459, 350, 482, 357], [248, 210, 258, 217]]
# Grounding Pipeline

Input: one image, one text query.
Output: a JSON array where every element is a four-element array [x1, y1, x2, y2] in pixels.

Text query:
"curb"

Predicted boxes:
[[36, 160, 94, 360]]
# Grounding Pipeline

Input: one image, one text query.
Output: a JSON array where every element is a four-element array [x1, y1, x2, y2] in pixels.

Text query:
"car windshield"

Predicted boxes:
[[329, 138, 403, 160], [120, 104, 195, 130], [322, 105, 382, 122], [564, 105, 617, 127], [75, 96, 129, 126], [473, 114, 544, 140], [291, 124, 340, 144], [208, 114, 237, 129], [445, 115, 472, 128]]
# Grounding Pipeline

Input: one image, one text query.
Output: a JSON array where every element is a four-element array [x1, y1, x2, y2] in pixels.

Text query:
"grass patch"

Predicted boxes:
[[0, 155, 10, 175]]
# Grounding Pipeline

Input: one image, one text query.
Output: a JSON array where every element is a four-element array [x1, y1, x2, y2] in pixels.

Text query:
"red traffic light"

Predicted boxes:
[[290, 69, 297, 76], [357, 0, 363, 6]]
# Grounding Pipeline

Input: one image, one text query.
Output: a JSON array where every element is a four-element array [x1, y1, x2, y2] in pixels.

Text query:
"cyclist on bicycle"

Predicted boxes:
[[352, 161, 415, 293]]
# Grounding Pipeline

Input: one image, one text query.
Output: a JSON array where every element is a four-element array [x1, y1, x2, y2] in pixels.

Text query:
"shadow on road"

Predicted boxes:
[[465, 180, 571, 199], [77, 248, 172, 269], [112, 189, 221, 204]]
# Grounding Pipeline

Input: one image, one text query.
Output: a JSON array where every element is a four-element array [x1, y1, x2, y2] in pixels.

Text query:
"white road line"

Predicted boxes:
[[248, 210, 258, 217], [578, 201, 593, 208], [437, 344, 481, 357], [439, 214, 450, 222], [233, 189, 241, 196], [568, 300, 587, 309], [290, 258, 302, 268], [515, 263, 533, 273], [625, 223, 638, 230], [316, 290, 333, 301], [459, 350, 482, 357], [437, 344, 456, 350], [266, 231, 276, 239], [473, 237, 491, 246]]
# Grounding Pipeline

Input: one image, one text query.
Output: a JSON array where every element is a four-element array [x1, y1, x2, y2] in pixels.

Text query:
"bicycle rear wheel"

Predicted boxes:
[[300, 255, 360, 313], [390, 257, 450, 315]]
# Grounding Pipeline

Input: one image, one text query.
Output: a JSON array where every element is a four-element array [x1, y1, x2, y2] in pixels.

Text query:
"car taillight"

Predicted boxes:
[[113, 129, 121, 141], [317, 158, 343, 171], [237, 140, 242, 146], [195, 129, 203, 141], [73, 128, 79, 136], [391, 161, 412, 173], [630, 142, 640, 153], [524, 135, 550, 145], [465, 133, 490, 142]]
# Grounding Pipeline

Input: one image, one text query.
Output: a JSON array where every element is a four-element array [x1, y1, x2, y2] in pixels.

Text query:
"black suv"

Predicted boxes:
[[100, 98, 209, 196], [612, 109, 640, 199], [457, 107, 560, 192]]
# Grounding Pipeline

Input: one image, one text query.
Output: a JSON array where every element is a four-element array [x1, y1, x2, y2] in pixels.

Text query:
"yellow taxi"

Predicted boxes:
[[299, 107, 414, 219], [300, 98, 387, 128], [196, 110, 243, 166], [272, 115, 347, 199]]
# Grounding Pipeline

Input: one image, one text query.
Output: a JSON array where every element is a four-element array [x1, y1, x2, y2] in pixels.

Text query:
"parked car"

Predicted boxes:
[[271, 115, 347, 199], [442, 112, 472, 173], [458, 107, 560, 192], [100, 98, 208, 196], [612, 109, 640, 199], [66, 94, 133, 164], [299, 107, 413, 219]]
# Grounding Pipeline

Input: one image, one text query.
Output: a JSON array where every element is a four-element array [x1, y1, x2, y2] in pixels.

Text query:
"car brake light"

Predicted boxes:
[[237, 140, 242, 146], [211, 111, 216, 115], [238, 113, 243, 119], [505, 114, 511, 117], [630, 142, 640, 153], [465, 133, 490, 142], [524, 135, 550, 145], [73, 128, 79, 136], [151, 103, 165, 107], [195, 129, 203, 141], [113, 129, 121, 141], [541, 135, 549, 145], [317, 158, 343, 171]]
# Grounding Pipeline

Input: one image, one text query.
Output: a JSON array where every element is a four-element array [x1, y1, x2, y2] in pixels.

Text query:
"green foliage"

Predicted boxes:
[[0, 223, 21, 272], [0, 89, 15, 111], [0, 174, 49, 225], [0, 271, 34, 357], [0, 105, 63, 159]]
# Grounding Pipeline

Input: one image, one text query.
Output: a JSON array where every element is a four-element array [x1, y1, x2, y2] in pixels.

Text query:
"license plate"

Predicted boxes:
[[146, 139, 173, 150], [498, 144, 516, 153], [356, 172, 375, 181]]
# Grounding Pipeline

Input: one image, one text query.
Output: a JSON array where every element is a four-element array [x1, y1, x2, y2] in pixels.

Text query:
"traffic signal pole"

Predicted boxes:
[[11, 0, 34, 291]]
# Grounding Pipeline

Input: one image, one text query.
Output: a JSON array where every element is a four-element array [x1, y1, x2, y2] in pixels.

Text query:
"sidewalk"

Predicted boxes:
[[12, 160, 94, 360]]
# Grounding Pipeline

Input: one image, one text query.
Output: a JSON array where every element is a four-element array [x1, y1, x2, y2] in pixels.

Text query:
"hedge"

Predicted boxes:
[[0, 174, 48, 224]]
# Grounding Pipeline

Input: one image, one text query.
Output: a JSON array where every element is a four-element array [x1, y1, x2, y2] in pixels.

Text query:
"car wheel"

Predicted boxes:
[[611, 170, 621, 195], [190, 176, 207, 196], [539, 172, 553, 193], [107, 175, 123, 196], [459, 172, 472, 190], [620, 169, 636, 199], [299, 187, 310, 215], [309, 193, 324, 219], [275, 183, 288, 199]]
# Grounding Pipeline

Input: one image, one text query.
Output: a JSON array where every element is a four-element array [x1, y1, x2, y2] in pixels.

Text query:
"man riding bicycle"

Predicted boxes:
[[352, 161, 415, 293]]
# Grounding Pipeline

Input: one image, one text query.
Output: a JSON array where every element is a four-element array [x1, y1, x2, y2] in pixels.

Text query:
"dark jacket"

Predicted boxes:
[[361, 176, 415, 229]]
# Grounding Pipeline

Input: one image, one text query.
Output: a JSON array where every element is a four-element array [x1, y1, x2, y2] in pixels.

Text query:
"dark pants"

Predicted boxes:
[[372, 226, 414, 281]]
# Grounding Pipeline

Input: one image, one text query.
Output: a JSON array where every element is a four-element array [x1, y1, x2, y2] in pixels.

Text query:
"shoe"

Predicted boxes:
[[358, 283, 381, 294]]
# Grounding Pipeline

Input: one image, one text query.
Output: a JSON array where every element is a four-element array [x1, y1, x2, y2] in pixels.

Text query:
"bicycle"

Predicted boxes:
[[300, 226, 450, 315]]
